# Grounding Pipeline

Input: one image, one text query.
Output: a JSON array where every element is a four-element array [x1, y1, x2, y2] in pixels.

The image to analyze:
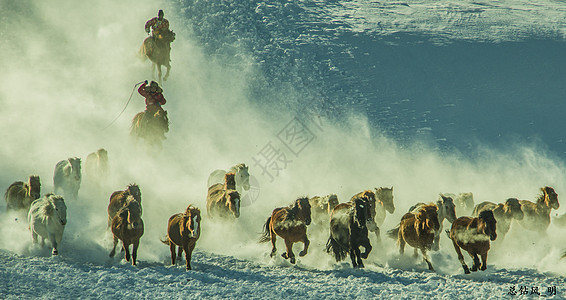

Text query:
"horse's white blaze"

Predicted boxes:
[[192, 215, 199, 236]]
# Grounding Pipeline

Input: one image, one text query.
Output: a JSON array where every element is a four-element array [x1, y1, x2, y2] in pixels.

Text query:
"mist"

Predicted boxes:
[[1, 0, 566, 277]]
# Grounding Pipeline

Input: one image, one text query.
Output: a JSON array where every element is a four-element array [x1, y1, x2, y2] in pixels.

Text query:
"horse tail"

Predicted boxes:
[[386, 225, 400, 239], [160, 237, 171, 245], [258, 216, 272, 243], [325, 236, 348, 262]]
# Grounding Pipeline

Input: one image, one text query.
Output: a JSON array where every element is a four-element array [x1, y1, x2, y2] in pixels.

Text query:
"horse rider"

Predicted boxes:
[[145, 9, 170, 39], [138, 81, 166, 126]]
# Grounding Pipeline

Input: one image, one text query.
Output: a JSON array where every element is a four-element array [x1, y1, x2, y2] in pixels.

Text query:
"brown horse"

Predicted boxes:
[[139, 30, 175, 82], [516, 186, 559, 232], [392, 203, 440, 271], [131, 110, 169, 147], [473, 198, 523, 241], [259, 197, 312, 264], [109, 196, 144, 266], [108, 184, 142, 227], [309, 194, 339, 225], [5, 175, 41, 211], [161, 205, 201, 270], [449, 210, 497, 274], [326, 196, 373, 268], [206, 173, 240, 219]]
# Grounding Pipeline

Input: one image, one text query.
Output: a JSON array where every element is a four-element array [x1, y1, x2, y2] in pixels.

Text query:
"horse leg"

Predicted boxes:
[[163, 63, 171, 81], [169, 242, 176, 265], [480, 251, 488, 271], [421, 248, 434, 271], [349, 248, 359, 268], [177, 245, 183, 261], [283, 239, 295, 264], [452, 240, 470, 274], [373, 227, 381, 245], [109, 235, 118, 257], [269, 227, 277, 258], [433, 231, 441, 251], [398, 237, 406, 255], [298, 235, 309, 257], [470, 253, 480, 272], [354, 246, 364, 268], [157, 64, 163, 83], [360, 237, 372, 259], [185, 242, 195, 271], [48, 233, 58, 255], [124, 242, 131, 262], [132, 241, 139, 266]]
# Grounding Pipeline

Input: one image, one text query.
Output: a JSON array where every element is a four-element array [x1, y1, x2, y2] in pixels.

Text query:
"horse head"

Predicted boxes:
[[478, 210, 497, 241], [28, 175, 41, 200], [376, 187, 395, 214], [438, 194, 457, 223], [326, 194, 339, 214], [69, 157, 82, 182], [353, 197, 372, 229], [542, 186, 559, 210], [225, 191, 240, 218], [45, 194, 67, 226], [503, 198, 524, 221], [234, 164, 250, 191], [417, 204, 440, 233], [124, 198, 143, 229], [182, 206, 201, 238], [296, 197, 311, 225], [97, 148, 109, 164], [224, 173, 237, 190], [126, 184, 142, 203]]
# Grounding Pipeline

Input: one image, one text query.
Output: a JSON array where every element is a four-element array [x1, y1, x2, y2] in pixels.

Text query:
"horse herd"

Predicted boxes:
[[2, 152, 565, 274]]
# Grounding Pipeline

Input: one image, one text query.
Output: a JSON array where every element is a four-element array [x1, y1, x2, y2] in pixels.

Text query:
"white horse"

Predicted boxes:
[[445, 192, 474, 216], [207, 164, 250, 194], [54, 157, 82, 201], [28, 194, 67, 255]]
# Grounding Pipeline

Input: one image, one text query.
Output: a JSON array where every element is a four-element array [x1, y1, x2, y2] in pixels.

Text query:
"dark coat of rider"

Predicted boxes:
[[145, 10, 169, 37], [138, 81, 166, 112]]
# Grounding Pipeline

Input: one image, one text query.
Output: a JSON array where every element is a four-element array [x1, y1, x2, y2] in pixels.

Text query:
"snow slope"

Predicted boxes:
[[1, 0, 566, 299]]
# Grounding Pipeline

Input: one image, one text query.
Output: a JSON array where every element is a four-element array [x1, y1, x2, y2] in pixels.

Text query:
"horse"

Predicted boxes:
[[473, 198, 523, 241], [448, 210, 497, 274], [28, 194, 67, 255], [516, 186, 559, 233], [109, 196, 144, 266], [308, 194, 339, 225], [206, 173, 240, 219], [406, 194, 457, 251], [326, 196, 373, 268], [84, 148, 109, 186], [445, 192, 475, 216], [4, 175, 41, 211], [53, 157, 81, 201], [391, 203, 440, 271], [207, 164, 251, 195], [108, 184, 142, 228], [259, 197, 312, 264], [131, 110, 169, 147], [161, 205, 201, 270], [348, 190, 379, 240], [139, 30, 175, 82]]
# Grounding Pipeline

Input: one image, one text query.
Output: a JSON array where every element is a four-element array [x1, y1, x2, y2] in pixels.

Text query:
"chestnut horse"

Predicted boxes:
[[259, 197, 312, 264], [161, 205, 201, 270], [449, 210, 497, 274], [473, 198, 523, 241], [206, 173, 240, 219], [4, 175, 41, 211], [326, 196, 373, 268], [516, 186, 559, 232], [139, 30, 175, 82], [108, 184, 142, 227], [309, 194, 339, 225], [109, 196, 144, 266], [392, 203, 440, 271], [407, 194, 457, 251]]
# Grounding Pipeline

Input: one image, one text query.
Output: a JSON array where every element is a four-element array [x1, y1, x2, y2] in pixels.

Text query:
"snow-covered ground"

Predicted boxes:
[[2, 0, 566, 298]]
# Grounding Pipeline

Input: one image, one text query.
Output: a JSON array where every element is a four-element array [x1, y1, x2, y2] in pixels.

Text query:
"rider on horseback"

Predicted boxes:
[[145, 10, 170, 38], [138, 80, 166, 113]]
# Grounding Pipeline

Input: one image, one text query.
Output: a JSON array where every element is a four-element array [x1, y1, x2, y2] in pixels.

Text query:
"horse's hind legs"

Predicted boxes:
[[269, 229, 277, 257], [470, 253, 480, 272], [109, 235, 118, 258], [169, 243, 177, 265]]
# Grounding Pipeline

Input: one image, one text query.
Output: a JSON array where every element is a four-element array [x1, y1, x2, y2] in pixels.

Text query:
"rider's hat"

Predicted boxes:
[[147, 81, 163, 93]]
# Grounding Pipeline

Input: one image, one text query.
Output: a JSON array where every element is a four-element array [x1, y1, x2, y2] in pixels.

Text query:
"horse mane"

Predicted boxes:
[[224, 173, 236, 190], [416, 204, 437, 233], [284, 197, 308, 221]]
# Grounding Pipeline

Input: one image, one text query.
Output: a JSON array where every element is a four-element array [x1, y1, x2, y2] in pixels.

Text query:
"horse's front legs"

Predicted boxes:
[[163, 64, 171, 81], [452, 240, 470, 274], [185, 241, 195, 270], [480, 252, 488, 271], [360, 237, 372, 259], [470, 253, 480, 272], [169, 242, 177, 265], [421, 248, 434, 271], [131, 241, 139, 266], [350, 247, 363, 268], [283, 239, 295, 264]]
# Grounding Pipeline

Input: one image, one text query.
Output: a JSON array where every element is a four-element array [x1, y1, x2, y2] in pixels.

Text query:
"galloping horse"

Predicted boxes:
[[207, 164, 251, 195], [516, 186, 559, 233], [326, 196, 373, 268], [473, 198, 523, 241], [309, 194, 339, 225], [206, 173, 240, 219], [259, 197, 312, 264], [161, 205, 201, 270], [445, 192, 475, 216], [131, 110, 169, 148], [390, 203, 440, 271], [407, 194, 457, 251], [4, 175, 41, 211], [139, 30, 175, 82], [109, 196, 144, 266], [449, 210, 497, 274], [53, 157, 81, 201]]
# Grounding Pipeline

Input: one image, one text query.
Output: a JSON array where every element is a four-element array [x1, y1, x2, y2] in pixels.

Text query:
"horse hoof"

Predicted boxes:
[[361, 253, 369, 259], [52, 250, 58, 256], [299, 251, 307, 257], [281, 252, 288, 259], [290, 257, 296, 264]]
